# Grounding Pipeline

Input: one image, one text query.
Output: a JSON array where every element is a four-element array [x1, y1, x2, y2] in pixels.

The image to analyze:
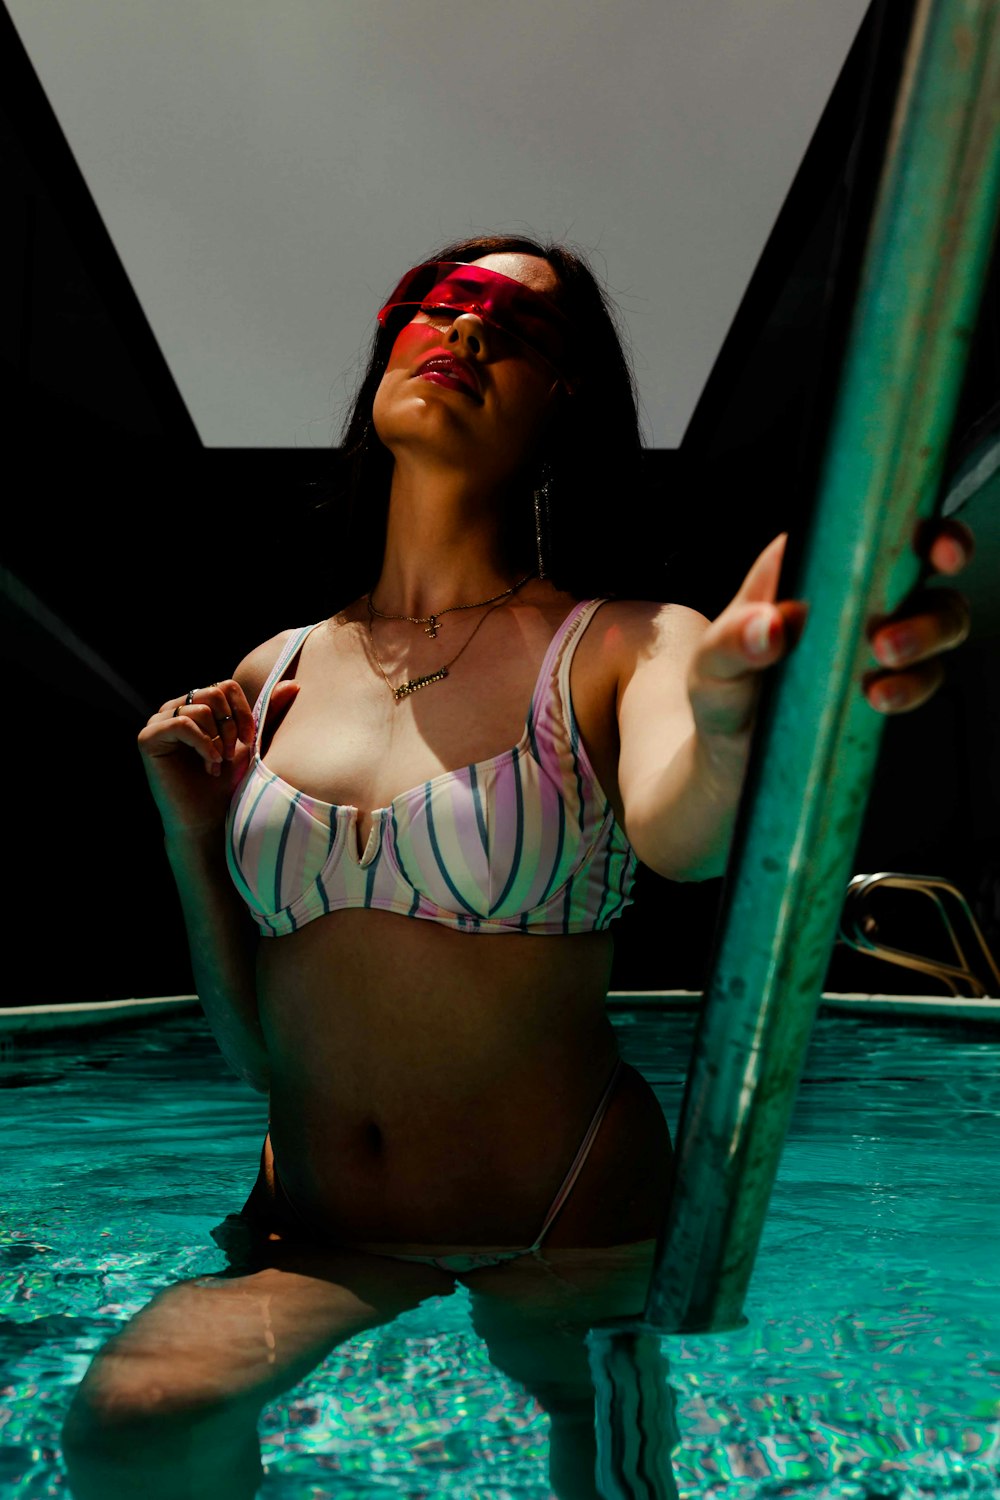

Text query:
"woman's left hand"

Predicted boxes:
[[688, 517, 975, 755], [620, 517, 975, 882]]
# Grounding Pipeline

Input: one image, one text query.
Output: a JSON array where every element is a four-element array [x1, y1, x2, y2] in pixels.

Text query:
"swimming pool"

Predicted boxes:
[[1, 1005, 998, 1498]]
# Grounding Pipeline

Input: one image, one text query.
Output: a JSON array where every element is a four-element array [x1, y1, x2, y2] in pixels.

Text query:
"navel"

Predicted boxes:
[[361, 1118, 384, 1155]]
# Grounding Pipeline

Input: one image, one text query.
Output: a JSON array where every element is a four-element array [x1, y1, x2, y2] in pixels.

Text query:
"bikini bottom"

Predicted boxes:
[[212, 1057, 626, 1277]]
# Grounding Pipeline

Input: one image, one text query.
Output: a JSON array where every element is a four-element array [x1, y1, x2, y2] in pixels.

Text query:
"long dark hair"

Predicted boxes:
[[334, 234, 650, 602]]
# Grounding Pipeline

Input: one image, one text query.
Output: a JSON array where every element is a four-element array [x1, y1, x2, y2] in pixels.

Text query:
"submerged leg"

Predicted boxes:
[[465, 1240, 663, 1500], [62, 1246, 455, 1500]]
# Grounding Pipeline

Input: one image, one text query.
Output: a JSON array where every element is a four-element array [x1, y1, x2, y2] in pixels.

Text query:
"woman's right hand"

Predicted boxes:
[[138, 678, 299, 839]]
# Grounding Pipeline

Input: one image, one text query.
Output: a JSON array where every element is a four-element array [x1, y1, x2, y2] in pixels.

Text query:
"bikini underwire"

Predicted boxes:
[[225, 599, 638, 936]]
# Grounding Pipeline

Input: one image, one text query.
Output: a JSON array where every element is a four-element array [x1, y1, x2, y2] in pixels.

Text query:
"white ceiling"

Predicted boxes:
[[11, 1, 869, 446]]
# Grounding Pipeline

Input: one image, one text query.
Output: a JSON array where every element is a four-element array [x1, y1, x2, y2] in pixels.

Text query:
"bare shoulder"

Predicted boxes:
[[590, 598, 711, 677], [231, 627, 303, 704]]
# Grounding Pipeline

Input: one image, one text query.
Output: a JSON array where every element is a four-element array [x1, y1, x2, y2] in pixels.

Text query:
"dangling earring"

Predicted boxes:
[[533, 464, 552, 580]]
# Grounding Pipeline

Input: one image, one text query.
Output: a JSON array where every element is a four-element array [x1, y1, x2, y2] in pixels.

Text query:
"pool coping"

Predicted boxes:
[[610, 990, 1000, 1021], [0, 995, 203, 1034], [1, 990, 997, 1035]]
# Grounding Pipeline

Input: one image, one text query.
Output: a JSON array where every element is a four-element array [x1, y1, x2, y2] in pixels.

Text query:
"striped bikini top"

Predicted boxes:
[[225, 598, 638, 937]]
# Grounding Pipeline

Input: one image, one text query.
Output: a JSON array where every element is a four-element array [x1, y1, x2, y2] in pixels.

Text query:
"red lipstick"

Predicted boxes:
[[414, 354, 483, 400]]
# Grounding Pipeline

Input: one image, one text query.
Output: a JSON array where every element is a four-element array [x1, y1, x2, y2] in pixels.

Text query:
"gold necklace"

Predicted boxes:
[[367, 593, 514, 702], [366, 571, 535, 638]]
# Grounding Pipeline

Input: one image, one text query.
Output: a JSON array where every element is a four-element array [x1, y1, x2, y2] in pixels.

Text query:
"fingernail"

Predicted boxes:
[[876, 625, 916, 667], [937, 536, 965, 573], [744, 610, 777, 658], [874, 683, 906, 712]]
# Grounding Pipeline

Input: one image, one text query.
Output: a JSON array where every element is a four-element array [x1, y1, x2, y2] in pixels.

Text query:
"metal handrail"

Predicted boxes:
[[838, 871, 1000, 997]]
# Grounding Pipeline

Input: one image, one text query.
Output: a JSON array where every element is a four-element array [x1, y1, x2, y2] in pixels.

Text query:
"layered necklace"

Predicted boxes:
[[366, 571, 535, 702]]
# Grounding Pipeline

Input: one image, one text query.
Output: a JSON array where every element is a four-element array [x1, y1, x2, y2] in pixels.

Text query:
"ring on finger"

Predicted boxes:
[[184, 689, 196, 705]]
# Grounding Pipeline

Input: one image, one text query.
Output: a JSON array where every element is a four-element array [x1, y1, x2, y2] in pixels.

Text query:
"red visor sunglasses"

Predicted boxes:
[[377, 262, 576, 390]]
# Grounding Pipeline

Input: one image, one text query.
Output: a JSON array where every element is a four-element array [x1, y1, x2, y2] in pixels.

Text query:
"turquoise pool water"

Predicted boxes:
[[1, 1008, 998, 1498]]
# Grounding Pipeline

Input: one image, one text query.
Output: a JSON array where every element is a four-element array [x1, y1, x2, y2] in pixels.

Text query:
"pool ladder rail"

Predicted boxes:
[[838, 871, 1000, 998]]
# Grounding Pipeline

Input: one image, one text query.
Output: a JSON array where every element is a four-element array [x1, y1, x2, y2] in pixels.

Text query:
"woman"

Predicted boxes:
[[64, 236, 973, 1497]]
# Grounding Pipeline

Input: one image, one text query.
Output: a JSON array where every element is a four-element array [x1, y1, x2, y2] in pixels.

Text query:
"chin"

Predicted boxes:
[[375, 393, 478, 454]]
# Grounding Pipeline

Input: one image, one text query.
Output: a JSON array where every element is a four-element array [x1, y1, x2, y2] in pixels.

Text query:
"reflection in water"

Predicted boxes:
[[589, 1323, 681, 1499], [592, 1304, 1000, 1500]]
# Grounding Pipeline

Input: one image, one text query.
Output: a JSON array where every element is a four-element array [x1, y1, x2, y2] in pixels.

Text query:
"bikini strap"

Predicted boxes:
[[528, 1056, 624, 1252], [554, 596, 609, 738], [253, 623, 320, 748], [526, 598, 609, 783]]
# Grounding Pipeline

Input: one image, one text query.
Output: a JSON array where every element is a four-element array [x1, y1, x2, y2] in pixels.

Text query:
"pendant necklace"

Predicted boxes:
[[367, 570, 535, 639], [366, 573, 535, 702]]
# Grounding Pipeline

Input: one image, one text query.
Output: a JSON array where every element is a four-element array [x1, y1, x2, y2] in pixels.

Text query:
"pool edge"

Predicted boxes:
[[3, 990, 998, 1035]]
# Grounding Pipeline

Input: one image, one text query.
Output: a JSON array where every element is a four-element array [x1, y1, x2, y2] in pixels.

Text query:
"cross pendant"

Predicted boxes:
[[424, 617, 439, 638]]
